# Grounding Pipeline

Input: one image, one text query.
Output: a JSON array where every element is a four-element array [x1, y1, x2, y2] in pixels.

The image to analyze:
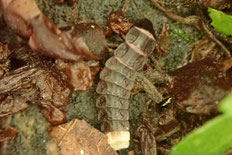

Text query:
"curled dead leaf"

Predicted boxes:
[[216, 57, 232, 72], [190, 38, 217, 62]]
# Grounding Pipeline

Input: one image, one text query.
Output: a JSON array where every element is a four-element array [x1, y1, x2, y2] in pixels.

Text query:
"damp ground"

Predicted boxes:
[[0, 0, 202, 154]]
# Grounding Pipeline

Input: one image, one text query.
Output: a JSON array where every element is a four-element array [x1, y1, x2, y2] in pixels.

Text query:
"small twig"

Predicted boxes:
[[155, 125, 180, 142], [69, 0, 80, 24], [201, 22, 231, 57], [212, 28, 232, 45], [151, 0, 201, 28], [150, 0, 231, 57], [136, 73, 163, 103], [149, 56, 173, 83], [122, 0, 131, 13], [58, 119, 77, 146]]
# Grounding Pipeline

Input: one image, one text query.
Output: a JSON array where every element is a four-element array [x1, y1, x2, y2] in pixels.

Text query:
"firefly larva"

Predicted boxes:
[[96, 26, 156, 150]]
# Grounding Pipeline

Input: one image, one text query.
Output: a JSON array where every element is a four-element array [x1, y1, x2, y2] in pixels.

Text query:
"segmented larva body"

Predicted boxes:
[[96, 26, 156, 133]]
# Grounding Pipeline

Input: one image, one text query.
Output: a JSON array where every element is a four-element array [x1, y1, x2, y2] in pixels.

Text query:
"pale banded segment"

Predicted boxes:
[[126, 26, 156, 55], [105, 57, 137, 80], [96, 95, 130, 109], [101, 120, 130, 132], [106, 131, 130, 150], [96, 80, 131, 99], [115, 43, 146, 71], [98, 108, 129, 121], [100, 67, 134, 90]]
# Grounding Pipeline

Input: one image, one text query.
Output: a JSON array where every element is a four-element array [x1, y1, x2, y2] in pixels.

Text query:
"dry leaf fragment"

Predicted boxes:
[[49, 119, 118, 155], [56, 60, 94, 91], [216, 57, 232, 72], [0, 127, 17, 142], [190, 38, 217, 62], [127, 150, 135, 155], [156, 23, 171, 56], [168, 58, 232, 114]]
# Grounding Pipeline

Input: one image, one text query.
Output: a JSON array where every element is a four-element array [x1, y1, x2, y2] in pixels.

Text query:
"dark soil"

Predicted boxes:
[[0, 0, 231, 155]]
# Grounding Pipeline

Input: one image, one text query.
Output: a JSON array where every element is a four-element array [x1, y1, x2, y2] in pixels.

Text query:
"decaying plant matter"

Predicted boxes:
[[1, 0, 232, 154], [168, 58, 232, 114], [0, 66, 71, 125], [134, 100, 158, 155], [0, 0, 102, 62], [0, 0, 107, 91], [104, 0, 132, 36], [0, 40, 101, 125], [0, 127, 17, 142], [0, 0, 108, 125], [0, 0, 108, 91], [155, 23, 171, 56], [150, 0, 231, 58], [56, 60, 94, 91], [0, 43, 10, 77], [134, 57, 232, 154], [196, 0, 231, 10], [0, 43, 71, 127]]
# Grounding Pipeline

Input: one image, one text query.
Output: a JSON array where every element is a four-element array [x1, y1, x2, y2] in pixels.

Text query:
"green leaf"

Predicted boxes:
[[170, 91, 232, 155], [208, 8, 232, 36], [218, 92, 232, 114], [171, 114, 232, 155]]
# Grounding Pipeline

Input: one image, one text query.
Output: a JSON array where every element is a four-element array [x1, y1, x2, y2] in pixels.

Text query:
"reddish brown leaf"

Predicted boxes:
[[106, 11, 133, 36], [56, 60, 93, 90], [0, 127, 17, 142], [168, 58, 232, 114]]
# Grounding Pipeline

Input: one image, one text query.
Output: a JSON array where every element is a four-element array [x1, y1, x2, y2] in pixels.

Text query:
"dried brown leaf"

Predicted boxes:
[[49, 119, 118, 155]]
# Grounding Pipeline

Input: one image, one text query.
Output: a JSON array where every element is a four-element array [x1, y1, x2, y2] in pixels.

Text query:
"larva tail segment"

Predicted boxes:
[[96, 26, 156, 150], [107, 131, 130, 151]]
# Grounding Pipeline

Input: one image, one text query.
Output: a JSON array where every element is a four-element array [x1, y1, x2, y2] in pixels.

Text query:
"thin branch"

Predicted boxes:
[[58, 119, 77, 146], [200, 22, 231, 57], [122, 0, 131, 13], [136, 73, 163, 103], [150, 0, 201, 28]]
